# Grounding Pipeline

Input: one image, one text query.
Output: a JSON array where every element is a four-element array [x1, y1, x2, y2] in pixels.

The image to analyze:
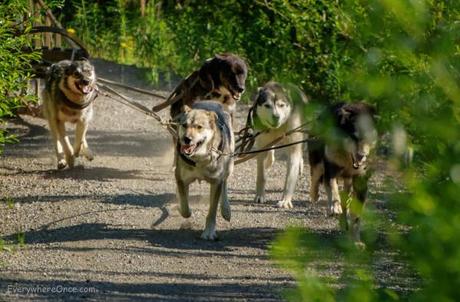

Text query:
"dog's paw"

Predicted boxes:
[[200, 228, 218, 241], [57, 160, 67, 170], [327, 201, 342, 216], [178, 207, 192, 219], [354, 241, 366, 250], [254, 195, 266, 204], [220, 201, 231, 222], [276, 199, 293, 209], [66, 155, 75, 168], [83, 149, 94, 161]]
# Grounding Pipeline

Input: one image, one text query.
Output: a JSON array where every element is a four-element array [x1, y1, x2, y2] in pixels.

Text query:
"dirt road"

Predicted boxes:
[[0, 62, 415, 301]]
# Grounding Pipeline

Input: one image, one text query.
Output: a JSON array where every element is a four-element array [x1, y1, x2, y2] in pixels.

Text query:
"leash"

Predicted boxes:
[[96, 83, 178, 139], [98, 77, 168, 100], [97, 79, 314, 165]]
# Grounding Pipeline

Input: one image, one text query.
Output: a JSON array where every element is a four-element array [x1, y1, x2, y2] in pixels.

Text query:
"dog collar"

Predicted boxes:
[[176, 139, 226, 168], [58, 89, 98, 110]]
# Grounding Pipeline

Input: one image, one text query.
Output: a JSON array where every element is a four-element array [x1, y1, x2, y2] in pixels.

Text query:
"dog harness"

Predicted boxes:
[[57, 87, 98, 110]]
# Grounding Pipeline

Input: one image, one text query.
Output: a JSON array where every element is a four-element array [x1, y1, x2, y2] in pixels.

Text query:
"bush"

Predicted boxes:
[[0, 0, 41, 153], [272, 0, 460, 301]]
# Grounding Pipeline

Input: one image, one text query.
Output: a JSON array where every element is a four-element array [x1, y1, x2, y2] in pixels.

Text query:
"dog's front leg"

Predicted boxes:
[[47, 117, 66, 169], [350, 175, 369, 248], [176, 178, 191, 219], [277, 144, 302, 209], [220, 180, 231, 221], [324, 177, 342, 216], [56, 122, 74, 168], [340, 177, 353, 231], [201, 181, 223, 240], [74, 121, 93, 161], [254, 152, 268, 203]]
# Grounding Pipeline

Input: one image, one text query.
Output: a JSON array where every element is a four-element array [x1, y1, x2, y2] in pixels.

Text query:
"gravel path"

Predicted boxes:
[[0, 62, 415, 301]]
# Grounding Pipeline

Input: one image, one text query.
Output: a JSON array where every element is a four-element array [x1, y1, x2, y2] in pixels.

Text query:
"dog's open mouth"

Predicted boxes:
[[351, 154, 366, 169], [76, 82, 93, 95], [180, 140, 204, 156], [232, 92, 242, 101]]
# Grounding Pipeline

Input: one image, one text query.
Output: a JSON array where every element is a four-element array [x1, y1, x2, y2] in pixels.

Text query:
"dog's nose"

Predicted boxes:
[[183, 136, 192, 145], [81, 79, 90, 86], [236, 86, 245, 93], [356, 152, 366, 162]]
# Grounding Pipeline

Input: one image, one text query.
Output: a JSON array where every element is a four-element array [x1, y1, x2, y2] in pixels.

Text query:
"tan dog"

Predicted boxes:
[[175, 102, 234, 240], [42, 59, 97, 169]]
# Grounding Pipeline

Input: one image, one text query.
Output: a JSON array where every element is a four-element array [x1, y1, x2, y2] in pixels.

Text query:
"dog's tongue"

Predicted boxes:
[[233, 92, 241, 100], [81, 85, 92, 94], [180, 144, 195, 155]]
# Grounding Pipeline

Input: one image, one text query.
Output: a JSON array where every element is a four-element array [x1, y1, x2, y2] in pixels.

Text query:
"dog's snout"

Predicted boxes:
[[356, 152, 366, 162], [80, 79, 90, 86], [183, 136, 192, 145]]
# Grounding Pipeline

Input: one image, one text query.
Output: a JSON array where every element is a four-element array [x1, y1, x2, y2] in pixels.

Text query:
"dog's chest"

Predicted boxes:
[[57, 105, 87, 123]]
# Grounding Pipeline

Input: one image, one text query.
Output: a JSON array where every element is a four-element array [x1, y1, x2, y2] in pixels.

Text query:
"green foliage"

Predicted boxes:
[[63, 0, 345, 101], [0, 0, 41, 153], [271, 0, 460, 301]]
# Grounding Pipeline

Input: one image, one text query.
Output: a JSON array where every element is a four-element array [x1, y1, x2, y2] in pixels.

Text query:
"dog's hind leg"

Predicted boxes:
[[220, 181, 231, 221], [74, 121, 93, 161], [254, 152, 268, 204], [309, 163, 323, 203], [277, 143, 302, 209], [264, 149, 275, 170], [202, 181, 223, 240]]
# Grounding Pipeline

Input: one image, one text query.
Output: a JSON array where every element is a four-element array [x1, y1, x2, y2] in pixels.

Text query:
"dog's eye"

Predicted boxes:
[[196, 125, 203, 130], [278, 103, 285, 108]]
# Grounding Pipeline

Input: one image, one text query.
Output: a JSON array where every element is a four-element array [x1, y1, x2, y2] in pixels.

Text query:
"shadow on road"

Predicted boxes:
[[0, 277, 283, 301]]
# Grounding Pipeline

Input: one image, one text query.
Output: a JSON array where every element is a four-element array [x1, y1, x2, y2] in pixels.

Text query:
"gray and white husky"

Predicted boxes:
[[42, 59, 97, 169], [249, 82, 308, 208]]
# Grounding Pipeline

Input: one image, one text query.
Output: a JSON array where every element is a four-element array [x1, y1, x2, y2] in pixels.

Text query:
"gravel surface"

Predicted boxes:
[[0, 63, 416, 301]]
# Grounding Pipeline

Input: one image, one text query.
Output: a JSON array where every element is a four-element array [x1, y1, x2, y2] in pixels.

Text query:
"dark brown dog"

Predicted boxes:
[[152, 53, 248, 118], [308, 102, 377, 246]]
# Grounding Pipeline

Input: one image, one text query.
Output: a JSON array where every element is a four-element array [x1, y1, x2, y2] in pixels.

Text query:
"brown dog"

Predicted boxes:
[[42, 59, 97, 169], [152, 53, 248, 119], [308, 102, 377, 246]]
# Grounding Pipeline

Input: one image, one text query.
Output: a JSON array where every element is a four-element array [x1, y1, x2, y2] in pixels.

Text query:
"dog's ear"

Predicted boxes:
[[206, 111, 218, 129], [199, 58, 216, 92], [183, 105, 192, 113], [65, 62, 79, 75]]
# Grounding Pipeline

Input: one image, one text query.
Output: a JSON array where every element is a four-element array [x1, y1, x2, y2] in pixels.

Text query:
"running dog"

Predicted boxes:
[[249, 82, 308, 208], [42, 59, 97, 169], [153, 53, 248, 119], [175, 101, 234, 240], [308, 102, 377, 245]]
